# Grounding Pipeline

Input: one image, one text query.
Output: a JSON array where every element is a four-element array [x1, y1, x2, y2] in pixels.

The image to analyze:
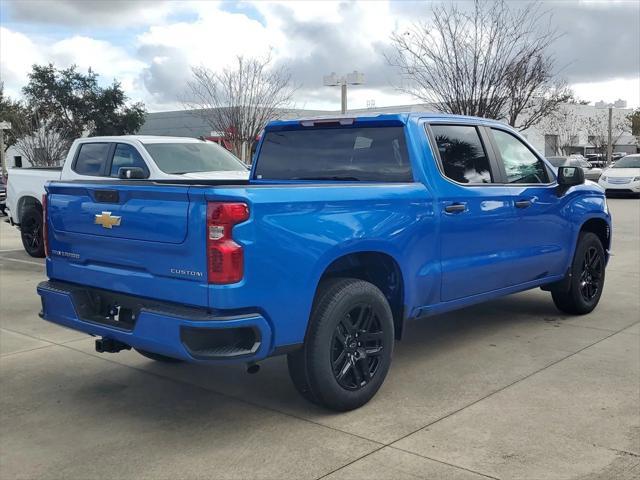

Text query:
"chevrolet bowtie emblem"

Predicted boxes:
[[94, 211, 122, 229]]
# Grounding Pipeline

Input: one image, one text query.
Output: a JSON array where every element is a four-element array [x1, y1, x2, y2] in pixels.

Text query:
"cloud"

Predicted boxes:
[[546, 2, 640, 83], [0, 27, 146, 103], [1, 0, 639, 111], [5, 0, 175, 27], [0, 28, 44, 97], [572, 78, 640, 108], [136, 5, 275, 110]]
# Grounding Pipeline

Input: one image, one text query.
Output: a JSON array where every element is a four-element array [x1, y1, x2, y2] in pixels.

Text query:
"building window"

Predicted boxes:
[[14, 156, 22, 168]]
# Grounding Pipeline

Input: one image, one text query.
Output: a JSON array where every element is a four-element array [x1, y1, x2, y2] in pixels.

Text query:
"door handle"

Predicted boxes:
[[515, 199, 532, 209], [444, 203, 467, 214]]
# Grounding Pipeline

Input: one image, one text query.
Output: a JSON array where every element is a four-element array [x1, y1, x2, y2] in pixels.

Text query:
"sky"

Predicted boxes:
[[1, 0, 639, 113]]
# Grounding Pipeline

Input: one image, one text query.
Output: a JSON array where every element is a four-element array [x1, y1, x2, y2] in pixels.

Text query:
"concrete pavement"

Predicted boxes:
[[0, 199, 638, 479]]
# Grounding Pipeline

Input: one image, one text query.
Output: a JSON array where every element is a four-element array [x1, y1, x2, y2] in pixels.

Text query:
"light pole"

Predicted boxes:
[[323, 71, 365, 114], [596, 99, 627, 167]]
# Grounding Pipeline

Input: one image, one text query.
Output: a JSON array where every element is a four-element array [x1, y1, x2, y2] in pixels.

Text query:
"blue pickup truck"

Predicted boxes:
[[38, 113, 611, 410]]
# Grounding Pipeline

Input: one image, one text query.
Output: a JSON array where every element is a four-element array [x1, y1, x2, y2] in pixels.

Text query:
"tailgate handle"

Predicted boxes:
[[95, 190, 120, 203]]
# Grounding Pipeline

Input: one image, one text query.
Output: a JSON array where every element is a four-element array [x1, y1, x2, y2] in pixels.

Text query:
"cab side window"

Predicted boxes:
[[110, 144, 148, 177], [431, 125, 494, 184], [492, 129, 549, 184], [73, 143, 111, 176]]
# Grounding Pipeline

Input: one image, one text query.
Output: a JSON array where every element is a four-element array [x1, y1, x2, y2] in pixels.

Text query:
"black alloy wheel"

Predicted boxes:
[[551, 232, 605, 315], [20, 208, 45, 258], [287, 278, 394, 411], [331, 304, 384, 390], [579, 246, 603, 302]]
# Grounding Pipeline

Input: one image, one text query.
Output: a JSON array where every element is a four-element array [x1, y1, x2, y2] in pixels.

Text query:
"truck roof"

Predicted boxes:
[[265, 112, 509, 130], [77, 135, 205, 144]]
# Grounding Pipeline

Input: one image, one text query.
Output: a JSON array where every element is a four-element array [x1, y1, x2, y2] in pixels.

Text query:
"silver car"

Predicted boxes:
[[547, 156, 602, 181]]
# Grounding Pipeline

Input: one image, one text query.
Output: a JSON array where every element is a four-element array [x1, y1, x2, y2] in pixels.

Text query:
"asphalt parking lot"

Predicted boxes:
[[0, 199, 638, 480]]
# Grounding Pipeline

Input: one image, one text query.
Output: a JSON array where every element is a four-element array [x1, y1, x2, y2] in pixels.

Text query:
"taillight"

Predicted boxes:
[[42, 194, 49, 258], [207, 202, 249, 284]]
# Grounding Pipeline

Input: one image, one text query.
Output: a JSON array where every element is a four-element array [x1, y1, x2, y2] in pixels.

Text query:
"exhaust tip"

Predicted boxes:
[[246, 363, 260, 374]]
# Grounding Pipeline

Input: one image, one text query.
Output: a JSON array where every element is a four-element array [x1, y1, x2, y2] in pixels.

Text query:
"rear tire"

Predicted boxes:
[[20, 207, 45, 258], [135, 349, 183, 363], [552, 232, 605, 315], [287, 278, 394, 411]]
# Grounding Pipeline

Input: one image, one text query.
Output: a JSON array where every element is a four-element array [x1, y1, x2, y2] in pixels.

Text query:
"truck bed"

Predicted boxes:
[[44, 179, 430, 351]]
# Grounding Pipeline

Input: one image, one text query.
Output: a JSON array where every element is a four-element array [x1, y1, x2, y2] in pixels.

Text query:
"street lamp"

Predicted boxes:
[[323, 71, 365, 114], [596, 99, 627, 166]]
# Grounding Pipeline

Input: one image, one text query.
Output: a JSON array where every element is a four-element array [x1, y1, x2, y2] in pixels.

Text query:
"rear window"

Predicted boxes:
[[74, 143, 110, 176], [254, 127, 412, 182], [143, 142, 246, 174], [431, 125, 493, 183]]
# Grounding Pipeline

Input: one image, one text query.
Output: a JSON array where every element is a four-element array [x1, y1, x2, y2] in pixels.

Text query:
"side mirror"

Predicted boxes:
[[118, 167, 147, 179], [558, 166, 585, 185], [556, 166, 584, 196]]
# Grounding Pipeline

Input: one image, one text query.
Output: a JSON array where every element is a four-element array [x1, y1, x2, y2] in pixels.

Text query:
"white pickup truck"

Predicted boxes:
[[6, 135, 249, 257]]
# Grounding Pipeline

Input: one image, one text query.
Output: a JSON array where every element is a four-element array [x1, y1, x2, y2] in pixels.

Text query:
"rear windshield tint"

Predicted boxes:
[[254, 127, 412, 182]]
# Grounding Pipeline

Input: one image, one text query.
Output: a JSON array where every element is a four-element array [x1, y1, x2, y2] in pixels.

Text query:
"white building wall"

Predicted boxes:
[[4, 145, 27, 168], [513, 103, 635, 155]]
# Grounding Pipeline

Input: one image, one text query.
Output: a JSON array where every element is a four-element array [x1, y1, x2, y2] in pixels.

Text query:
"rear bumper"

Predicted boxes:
[[37, 280, 273, 363]]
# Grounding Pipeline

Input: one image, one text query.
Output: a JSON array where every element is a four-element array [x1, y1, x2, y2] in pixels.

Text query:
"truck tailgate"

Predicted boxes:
[[46, 182, 209, 307]]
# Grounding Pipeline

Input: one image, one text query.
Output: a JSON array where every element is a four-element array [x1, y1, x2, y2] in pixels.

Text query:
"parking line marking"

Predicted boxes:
[[0, 256, 44, 267], [0, 249, 26, 253]]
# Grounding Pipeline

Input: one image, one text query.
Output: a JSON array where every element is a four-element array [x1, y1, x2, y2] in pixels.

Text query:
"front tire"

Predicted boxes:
[[20, 207, 45, 258], [552, 232, 605, 315], [287, 278, 394, 411]]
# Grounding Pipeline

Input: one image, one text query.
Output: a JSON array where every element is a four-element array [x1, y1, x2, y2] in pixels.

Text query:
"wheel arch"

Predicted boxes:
[[314, 250, 406, 340], [579, 216, 611, 253]]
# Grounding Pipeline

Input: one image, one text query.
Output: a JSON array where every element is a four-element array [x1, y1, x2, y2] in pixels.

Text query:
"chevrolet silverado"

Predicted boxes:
[[37, 113, 611, 410]]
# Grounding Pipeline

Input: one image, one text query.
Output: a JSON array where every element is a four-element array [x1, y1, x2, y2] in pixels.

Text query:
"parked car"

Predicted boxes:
[[0, 173, 6, 215], [546, 156, 602, 181], [6, 136, 249, 257], [611, 152, 627, 162], [598, 154, 640, 196], [38, 113, 611, 411], [586, 153, 607, 168]]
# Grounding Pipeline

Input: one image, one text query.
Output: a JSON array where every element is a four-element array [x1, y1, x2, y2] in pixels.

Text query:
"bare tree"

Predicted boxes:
[[585, 110, 629, 158], [13, 112, 71, 167], [540, 106, 582, 155], [628, 108, 639, 143], [185, 55, 297, 162], [387, 0, 568, 130]]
